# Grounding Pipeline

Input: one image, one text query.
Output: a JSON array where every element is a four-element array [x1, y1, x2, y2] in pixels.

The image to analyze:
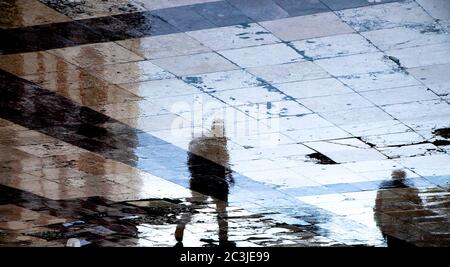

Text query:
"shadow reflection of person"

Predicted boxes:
[[175, 119, 235, 247], [374, 169, 422, 247]]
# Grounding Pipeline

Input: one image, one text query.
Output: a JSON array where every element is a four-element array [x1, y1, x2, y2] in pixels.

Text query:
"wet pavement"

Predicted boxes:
[[0, 0, 450, 247]]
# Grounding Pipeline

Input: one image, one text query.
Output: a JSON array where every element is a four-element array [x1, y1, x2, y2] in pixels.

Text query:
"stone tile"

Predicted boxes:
[[48, 42, 144, 68], [21, 69, 141, 107], [285, 126, 352, 142], [378, 143, 441, 158], [320, 106, 393, 126], [362, 132, 427, 147], [320, 0, 398, 11], [112, 11, 179, 36], [247, 61, 329, 84], [151, 92, 226, 114], [151, 4, 216, 31], [76, 15, 144, 40], [381, 100, 450, 120], [39, 21, 105, 45], [0, 51, 73, 76], [116, 33, 211, 59], [218, 43, 303, 68], [360, 85, 440, 106], [272, 0, 330, 16], [244, 168, 321, 188], [88, 60, 174, 84], [260, 12, 354, 41], [0, 0, 70, 28], [151, 52, 238, 76], [416, 0, 450, 20], [191, 1, 253, 27], [187, 23, 280, 51], [15, 141, 85, 157], [0, 205, 66, 230], [315, 52, 397, 76], [341, 159, 406, 173], [276, 78, 354, 99], [182, 69, 264, 92], [121, 113, 189, 132], [403, 115, 450, 133], [323, 147, 388, 164], [337, 1, 435, 32], [235, 100, 312, 119], [119, 78, 201, 98], [211, 86, 286, 105], [227, 0, 289, 21], [439, 19, 450, 33], [275, 114, 335, 132], [340, 120, 411, 136], [362, 24, 450, 51], [1, 0, 450, 248], [41, 0, 146, 19], [93, 100, 169, 119], [291, 165, 367, 185], [387, 43, 450, 68], [298, 93, 374, 113], [395, 154, 450, 176], [136, 0, 220, 11], [290, 33, 378, 60], [409, 64, 450, 96], [1, 27, 75, 55], [338, 71, 421, 92]]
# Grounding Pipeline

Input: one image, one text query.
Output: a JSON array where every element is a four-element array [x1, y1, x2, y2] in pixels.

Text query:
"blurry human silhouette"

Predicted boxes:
[[175, 119, 235, 247], [374, 169, 421, 247]]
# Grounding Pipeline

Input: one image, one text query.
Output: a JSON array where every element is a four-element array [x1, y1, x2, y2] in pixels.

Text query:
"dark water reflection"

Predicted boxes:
[[176, 119, 235, 247]]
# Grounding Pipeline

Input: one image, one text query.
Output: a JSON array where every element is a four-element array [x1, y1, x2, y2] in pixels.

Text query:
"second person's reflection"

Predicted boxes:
[[374, 169, 423, 247], [175, 119, 235, 247]]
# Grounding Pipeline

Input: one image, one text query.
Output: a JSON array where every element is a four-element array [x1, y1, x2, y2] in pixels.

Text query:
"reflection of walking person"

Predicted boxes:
[[374, 169, 420, 247], [175, 119, 235, 247]]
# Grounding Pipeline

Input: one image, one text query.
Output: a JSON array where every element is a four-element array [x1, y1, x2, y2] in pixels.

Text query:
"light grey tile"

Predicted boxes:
[[360, 85, 439, 106], [48, 42, 144, 68], [381, 100, 450, 120], [298, 93, 374, 113], [276, 78, 354, 99], [416, 0, 450, 20], [409, 63, 450, 96], [340, 120, 411, 136], [151, 52, 238, 76], [362, 132, 427, 147], [235, 100, 312, 119], [218, 43, 303, 68], [89, 60, 174, 84], [211, 86, 286, 105], [320, 106, 393, 125], [291, 33, 378, 60], [315, 52, 397, 76], [247, 61, 329, 84], [118, 78, 201, 98], [338, 71, 421, 92], [182, 69, 263, 92], [275, 114, 335, 131], [285, 126, 352, 142], [378, 143, 441, 158], [116, 33, 211, 59], [187, 23, 280, 50], [314, 147, 387, 163], [387, 43, 450, 68], [260, 12, 354, 41], [362, 24, 450, 50], [337, 1, 435, 32]]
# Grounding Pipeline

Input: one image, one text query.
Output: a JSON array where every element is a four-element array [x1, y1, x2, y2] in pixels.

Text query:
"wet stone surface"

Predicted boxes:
[[0, 0, 450, 247]]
